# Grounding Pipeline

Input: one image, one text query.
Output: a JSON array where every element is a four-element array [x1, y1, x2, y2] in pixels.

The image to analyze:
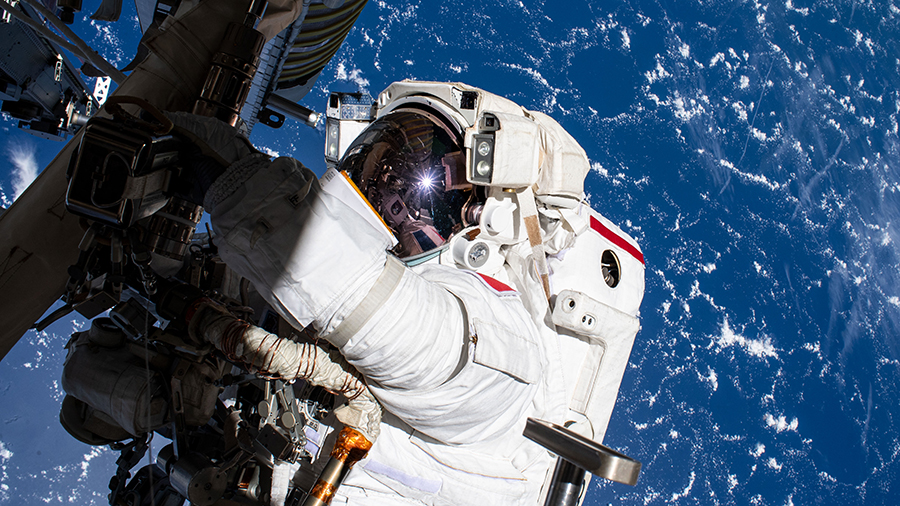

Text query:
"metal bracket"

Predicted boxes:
[[274, 380, 305, 444], [259, 380, 279, 428], [523, 418, 641, 486], [54, 54, 63, 82], [256, 380, 309, 463]]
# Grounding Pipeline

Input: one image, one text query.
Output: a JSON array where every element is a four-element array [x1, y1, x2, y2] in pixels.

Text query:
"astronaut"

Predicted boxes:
[[180, 81, 645, 505]]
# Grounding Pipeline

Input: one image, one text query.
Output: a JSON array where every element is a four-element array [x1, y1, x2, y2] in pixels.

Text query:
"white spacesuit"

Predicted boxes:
[[194, 81, 644, 505]]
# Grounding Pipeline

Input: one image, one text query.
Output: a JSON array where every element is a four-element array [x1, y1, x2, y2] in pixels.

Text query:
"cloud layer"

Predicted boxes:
[[7, 140, 38, 200]]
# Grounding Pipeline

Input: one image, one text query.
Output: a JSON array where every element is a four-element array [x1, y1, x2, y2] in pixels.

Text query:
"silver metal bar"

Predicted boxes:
[[267, 93, 320, 128]]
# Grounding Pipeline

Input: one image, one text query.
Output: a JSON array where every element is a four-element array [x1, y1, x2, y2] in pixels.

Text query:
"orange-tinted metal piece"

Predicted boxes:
[[302, 427, 373, 506], [331, 426, 373, 462], [308, 481, 337, 502]]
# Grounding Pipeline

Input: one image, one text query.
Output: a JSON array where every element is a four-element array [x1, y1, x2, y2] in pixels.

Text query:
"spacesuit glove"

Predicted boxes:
[[163, 145, 227, 206], [163, 111, 269, 209], [165, 111, 259, 166]]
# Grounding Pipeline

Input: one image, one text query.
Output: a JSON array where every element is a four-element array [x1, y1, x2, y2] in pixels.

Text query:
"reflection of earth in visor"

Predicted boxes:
[[341, 109, 472, 259]]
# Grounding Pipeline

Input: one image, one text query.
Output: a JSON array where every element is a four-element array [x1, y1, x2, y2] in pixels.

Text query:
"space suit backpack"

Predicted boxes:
[[327, 81, 645, 444]]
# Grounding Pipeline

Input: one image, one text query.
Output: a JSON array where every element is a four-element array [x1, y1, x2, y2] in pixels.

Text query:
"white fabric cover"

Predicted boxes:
[[61, 329, 221, 436], [530, 111, 591, 200], [61, 331, 167, 436], [481, 111, 541, 188]]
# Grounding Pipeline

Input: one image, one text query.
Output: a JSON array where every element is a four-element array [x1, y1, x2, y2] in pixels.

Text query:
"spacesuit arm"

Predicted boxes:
[[207, 155, 391, 334]]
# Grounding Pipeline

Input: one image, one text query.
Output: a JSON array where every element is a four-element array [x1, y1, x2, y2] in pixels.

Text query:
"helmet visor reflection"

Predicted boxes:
[[340, 109, 471, 259]]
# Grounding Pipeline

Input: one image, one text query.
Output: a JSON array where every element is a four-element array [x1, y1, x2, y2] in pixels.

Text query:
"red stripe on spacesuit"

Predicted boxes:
[[476, 273, 515, 293], [589, 216, 645, 264]]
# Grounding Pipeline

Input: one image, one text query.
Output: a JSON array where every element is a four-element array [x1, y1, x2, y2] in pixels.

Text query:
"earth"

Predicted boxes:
[[1, 1, 899, 505]]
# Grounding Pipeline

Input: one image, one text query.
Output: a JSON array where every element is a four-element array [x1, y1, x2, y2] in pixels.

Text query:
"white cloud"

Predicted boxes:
[[79, 446, 107, 480], [750, 442, 765, 457], [699, 367, 718, 391], [713, 317, 779, 359], [591, 161, 608, 177], [258, 145, 280, 158], [645, 60, 670, 84], [621, 28, 631, 49], [727, 473, 739, 492], [765, 413, 799, 433], [670, 471, 695, 501], [0, 440, 11, 460], [7, 140, 38, 200], [334, 61, 370, 92]]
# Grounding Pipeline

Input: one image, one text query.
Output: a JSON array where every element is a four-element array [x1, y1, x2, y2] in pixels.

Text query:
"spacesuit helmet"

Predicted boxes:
[[339, 108, 475, 260]]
